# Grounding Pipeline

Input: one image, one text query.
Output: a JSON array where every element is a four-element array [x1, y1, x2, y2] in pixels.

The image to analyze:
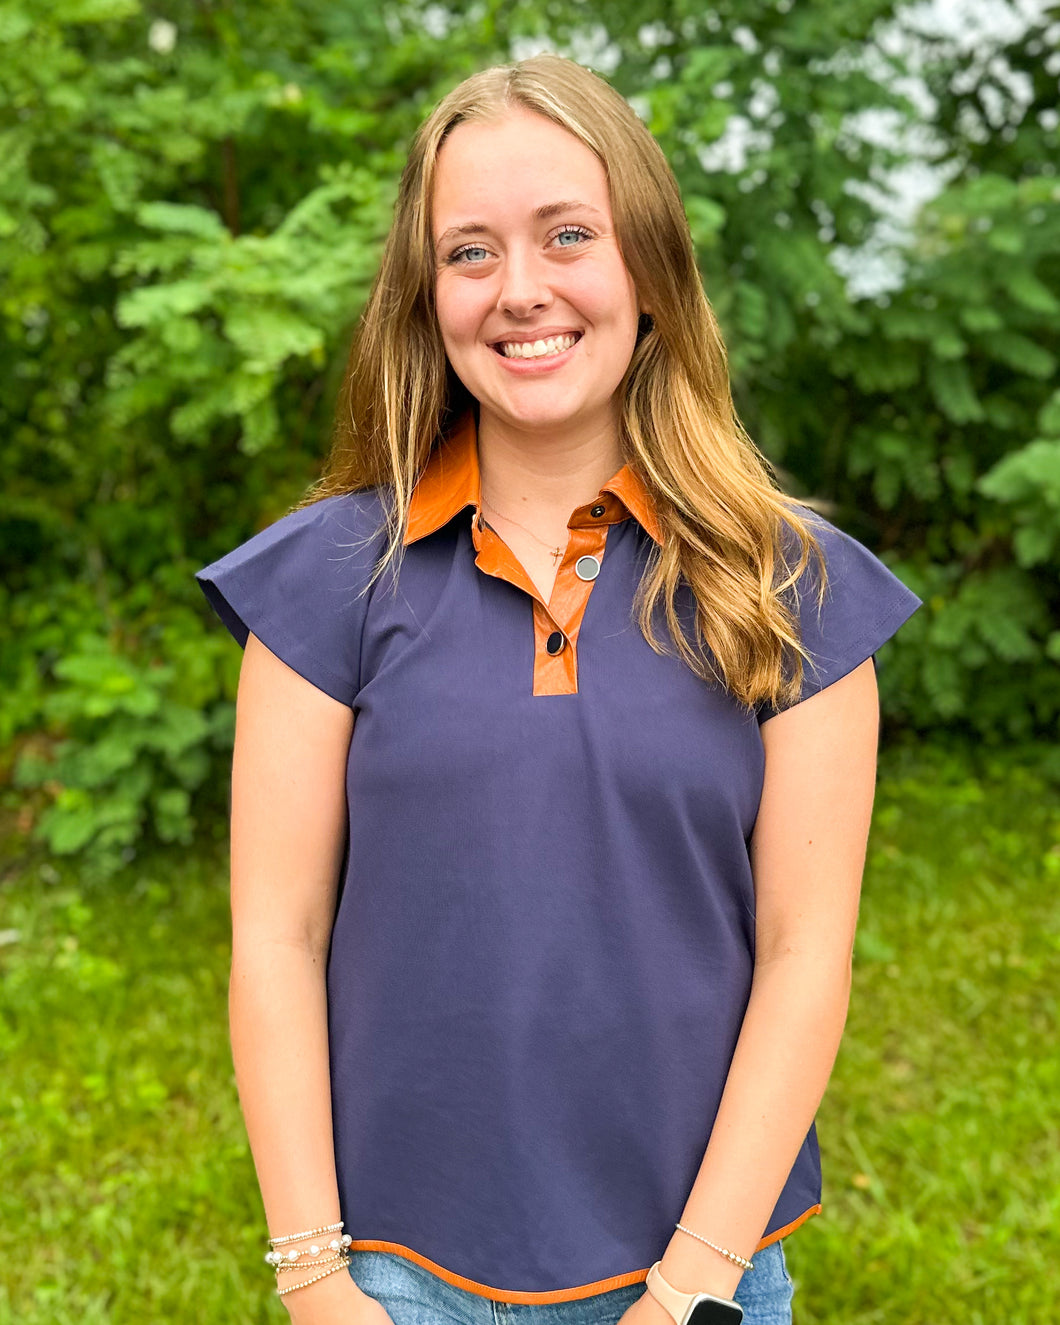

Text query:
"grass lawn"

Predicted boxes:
[[1, 741, 1057, 1323]]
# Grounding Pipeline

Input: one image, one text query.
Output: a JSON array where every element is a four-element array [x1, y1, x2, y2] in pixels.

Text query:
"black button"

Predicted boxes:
[[590, 504, 606, 518], [546, 631, 566, 656]]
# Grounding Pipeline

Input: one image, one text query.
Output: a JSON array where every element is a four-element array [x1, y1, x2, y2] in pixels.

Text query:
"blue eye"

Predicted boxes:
[[449, 244, 489, 265], [554, 226, 592, 247]]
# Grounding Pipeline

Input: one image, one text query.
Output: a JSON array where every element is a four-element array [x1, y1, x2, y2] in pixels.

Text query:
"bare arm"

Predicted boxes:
[[229, 632, 385, 1320], [652, 658, 881, 1302]]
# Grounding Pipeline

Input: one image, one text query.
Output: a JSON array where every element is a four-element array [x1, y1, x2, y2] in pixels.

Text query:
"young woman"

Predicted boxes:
[[196, 54, 921, 1325]]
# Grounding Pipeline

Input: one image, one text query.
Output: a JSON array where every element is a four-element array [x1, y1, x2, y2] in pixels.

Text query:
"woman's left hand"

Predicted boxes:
[[616, 1288, 676, 1325]]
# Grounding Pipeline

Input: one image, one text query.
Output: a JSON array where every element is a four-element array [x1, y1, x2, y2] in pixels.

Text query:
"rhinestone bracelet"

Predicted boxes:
[[674, 1222, 754, 1271], [269, 1218, 344, 1248], [275, 1255, 351, 1298]]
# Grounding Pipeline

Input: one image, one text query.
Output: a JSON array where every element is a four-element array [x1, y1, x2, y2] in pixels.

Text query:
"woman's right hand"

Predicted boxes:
[[282, 1271, 398, 1325]]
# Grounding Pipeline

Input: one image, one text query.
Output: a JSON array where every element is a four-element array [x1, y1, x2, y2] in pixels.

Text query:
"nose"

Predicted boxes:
[[496, 245, 552, 319]]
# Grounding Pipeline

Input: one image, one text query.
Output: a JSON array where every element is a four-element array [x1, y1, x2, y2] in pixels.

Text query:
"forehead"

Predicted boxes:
[[432, 108, 611, 231]]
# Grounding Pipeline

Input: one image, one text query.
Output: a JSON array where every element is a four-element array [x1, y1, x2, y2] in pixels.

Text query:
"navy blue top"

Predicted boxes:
[[195, 428, 922, 1303]]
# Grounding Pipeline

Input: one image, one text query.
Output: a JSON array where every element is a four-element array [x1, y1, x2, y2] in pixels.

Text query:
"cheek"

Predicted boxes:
[[435, 278, 488, 349], [570, 263, 639, 330]]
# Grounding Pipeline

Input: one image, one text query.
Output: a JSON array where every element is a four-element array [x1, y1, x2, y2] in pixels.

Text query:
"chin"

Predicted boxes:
[[488, 395, 605, 433]]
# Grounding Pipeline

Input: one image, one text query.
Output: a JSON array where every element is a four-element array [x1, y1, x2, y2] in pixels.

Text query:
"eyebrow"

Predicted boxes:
[[434, 201, 607, 251]]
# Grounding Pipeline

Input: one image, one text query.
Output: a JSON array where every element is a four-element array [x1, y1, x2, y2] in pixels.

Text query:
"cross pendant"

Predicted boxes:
[[550, 547, 563, 564]]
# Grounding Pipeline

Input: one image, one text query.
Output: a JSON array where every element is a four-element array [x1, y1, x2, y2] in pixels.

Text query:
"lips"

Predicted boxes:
[[490, 330, 584, 358]]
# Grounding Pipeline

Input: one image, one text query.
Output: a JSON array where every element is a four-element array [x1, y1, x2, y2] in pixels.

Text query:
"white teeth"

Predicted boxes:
[[499, 333, 578, 359]]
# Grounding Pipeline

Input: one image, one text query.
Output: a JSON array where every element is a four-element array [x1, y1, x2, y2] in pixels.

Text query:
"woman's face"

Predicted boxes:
[[431, 107, 642, 443]]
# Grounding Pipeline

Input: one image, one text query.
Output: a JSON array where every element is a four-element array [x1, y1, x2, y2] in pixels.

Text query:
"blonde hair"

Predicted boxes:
[[306, 53, 826, 712]]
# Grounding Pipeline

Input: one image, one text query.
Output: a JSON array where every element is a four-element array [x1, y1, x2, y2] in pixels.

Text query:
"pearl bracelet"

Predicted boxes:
[[265, 1234, 352, 1266], [674, 1222, 754, 1271]]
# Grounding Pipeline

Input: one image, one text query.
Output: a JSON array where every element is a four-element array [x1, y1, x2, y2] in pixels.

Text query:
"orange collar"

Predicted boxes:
[[403, 411, 663, 546]]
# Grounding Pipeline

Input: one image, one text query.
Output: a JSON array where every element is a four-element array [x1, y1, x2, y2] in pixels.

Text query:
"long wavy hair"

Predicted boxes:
[[304, 53, 827, 712]]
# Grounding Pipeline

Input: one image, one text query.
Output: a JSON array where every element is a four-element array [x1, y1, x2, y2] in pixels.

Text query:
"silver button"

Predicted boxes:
[[574, 555, 601, 581]]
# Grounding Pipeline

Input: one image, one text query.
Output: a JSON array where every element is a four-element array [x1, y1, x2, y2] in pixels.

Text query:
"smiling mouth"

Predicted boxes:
[[491, 332, 583, 360]]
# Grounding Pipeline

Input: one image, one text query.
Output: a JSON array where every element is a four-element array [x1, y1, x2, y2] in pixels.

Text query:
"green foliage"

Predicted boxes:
[[2, 0, 1058, 871], [5, 576, 238, 876], [13, 622, 234, 878], [979, 426, 1060, 570], [109, 169, 389, 452]]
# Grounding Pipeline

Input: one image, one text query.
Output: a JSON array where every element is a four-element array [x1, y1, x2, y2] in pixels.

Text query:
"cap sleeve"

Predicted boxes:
[[194, 492, 386, 707], [756, 511, 922, 724]]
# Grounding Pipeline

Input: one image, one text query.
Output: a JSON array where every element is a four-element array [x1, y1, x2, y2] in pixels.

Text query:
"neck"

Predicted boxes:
[[476, 408, 624, 518]]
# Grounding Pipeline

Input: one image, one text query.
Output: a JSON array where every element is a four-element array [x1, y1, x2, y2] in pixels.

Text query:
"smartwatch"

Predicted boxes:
[[645, 1261, 744, 1325]]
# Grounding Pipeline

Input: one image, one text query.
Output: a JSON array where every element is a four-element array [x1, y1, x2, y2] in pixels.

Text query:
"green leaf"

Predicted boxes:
[[685, 195, 727, 246], [116, 279, 215, 327], [930, 328, 967, 359], [927, 360, 985, 423], [0, 10, 32, 42], [988, 333, 1056, 379], [1038, 391, 1060, 436], [61, 0, 140, 20], [734, 281, 769, 340], [222, 305, 324, 369], [979, 439, 1060, 566], [985, 226, 1023, 254], [1013, 524, 1056, 567], [958, 305, 1004, 333], [1006, 268, 1060, 316], [135, 202, 228, 240], [979, 439, 1060, 505]]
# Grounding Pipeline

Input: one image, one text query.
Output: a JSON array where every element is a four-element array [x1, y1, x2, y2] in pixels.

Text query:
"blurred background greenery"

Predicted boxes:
[[1, 0, 1057, 1321]]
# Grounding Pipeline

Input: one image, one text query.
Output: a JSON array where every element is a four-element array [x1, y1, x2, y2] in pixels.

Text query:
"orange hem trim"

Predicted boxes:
[[348, 1240, 649, 1304], [755, 1204, 822, 1250], [350, 1210, 821, 1304]]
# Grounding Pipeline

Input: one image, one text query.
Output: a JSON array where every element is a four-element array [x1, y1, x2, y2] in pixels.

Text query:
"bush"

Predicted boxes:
[[3, 1, 1057, 873]]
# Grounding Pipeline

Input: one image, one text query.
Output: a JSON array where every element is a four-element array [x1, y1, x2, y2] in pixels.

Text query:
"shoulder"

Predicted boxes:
[[198, 488, 390, 586], [782, 505, 918, 620], [780, 503, 875, 567], [194, 487, 392, 707], [756, 504, 922, 722], [243, 487, 389, 556]]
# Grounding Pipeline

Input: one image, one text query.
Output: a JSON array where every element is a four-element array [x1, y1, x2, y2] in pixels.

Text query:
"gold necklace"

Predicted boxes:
[[481, 497, 565, 564]]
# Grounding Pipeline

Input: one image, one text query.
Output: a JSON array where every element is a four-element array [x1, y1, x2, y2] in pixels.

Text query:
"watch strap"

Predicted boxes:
[[646, 1261, 695, 1325], [645, 1261, 742, 1325]]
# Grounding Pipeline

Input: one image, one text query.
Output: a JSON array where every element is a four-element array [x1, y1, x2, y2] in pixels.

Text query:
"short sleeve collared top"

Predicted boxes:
[[195, 410, 923, 1304]]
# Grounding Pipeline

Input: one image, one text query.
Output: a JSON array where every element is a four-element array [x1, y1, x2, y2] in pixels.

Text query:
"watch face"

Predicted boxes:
[[686, 1296, 744, 1325]]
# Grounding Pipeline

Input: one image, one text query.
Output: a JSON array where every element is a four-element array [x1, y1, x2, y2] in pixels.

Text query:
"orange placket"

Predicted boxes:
[[471, 512, 611, 697], [404, 410, 662, 698]]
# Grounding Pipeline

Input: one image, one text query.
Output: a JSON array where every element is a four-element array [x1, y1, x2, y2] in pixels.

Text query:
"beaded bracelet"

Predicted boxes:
[[269, 1219, 345, 1248], [275, 1252, 348, 1274], [275, 1256, 351, 1297], [674, 1222, 754, 1271]]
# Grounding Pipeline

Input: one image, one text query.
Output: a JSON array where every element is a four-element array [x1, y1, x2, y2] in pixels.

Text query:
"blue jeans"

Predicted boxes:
[[348, 1242, 794, 1325]]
